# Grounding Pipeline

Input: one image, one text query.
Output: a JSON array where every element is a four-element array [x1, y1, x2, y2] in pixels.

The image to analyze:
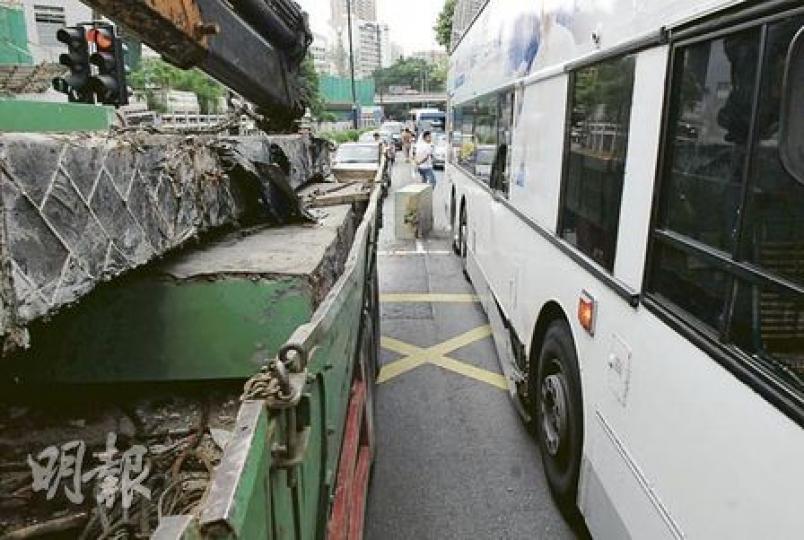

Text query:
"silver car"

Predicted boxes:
[[432, 133, 448, 169]]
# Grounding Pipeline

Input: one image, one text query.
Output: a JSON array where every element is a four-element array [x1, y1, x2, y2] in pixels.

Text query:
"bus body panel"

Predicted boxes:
[[447, 158, 804, 538], [449, 0, 744, 104], [611, 46, 668, 292], [507, 74, 567, 234], [445, 0, 804, 537]]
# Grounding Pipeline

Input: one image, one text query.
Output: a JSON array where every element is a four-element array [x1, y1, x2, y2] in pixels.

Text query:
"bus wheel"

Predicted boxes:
[[458, 207, 470, 282], [450, 191, 459, 254], [534, 320, 583, 519]]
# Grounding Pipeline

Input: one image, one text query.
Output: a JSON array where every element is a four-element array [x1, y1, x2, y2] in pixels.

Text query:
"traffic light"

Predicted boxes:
[[52, 26, 93, 103], [87, 24, 130, 106]]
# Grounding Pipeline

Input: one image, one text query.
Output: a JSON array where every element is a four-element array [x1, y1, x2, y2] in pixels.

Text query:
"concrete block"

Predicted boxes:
[[0, 132, 329, 350], [394, 183, 433, 239]]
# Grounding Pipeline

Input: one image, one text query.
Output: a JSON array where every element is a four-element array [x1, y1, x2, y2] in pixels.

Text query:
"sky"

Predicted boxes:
[[296, 0, 444, 54]]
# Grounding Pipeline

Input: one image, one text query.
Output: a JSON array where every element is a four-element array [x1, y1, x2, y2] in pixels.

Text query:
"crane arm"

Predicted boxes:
[[82, 0, 312, 125]]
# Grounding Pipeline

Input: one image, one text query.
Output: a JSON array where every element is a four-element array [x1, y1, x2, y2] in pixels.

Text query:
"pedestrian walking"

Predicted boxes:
[[414, 131, 436, 185], [401, 128, 413, 162]]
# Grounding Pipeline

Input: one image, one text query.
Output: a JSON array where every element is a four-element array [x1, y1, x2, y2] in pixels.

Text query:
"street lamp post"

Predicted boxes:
[[376, 23, 383, 121], [346, 0, 358, 129]]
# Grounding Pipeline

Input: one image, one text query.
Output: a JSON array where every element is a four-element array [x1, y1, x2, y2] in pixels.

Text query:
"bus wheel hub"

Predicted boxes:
[[541, 372, 568, 456]]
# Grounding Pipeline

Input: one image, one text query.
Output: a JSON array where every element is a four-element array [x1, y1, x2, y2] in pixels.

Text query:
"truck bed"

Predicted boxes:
[[0, 190, 368, 538]]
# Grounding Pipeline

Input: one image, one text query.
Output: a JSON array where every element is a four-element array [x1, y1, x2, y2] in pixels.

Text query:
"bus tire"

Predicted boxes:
[[450, 189, 459, 254], [534, 319, 583, 519], [458, 206, 470, 282]]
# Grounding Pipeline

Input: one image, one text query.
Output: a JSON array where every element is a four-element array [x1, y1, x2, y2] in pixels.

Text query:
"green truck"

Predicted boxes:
[[0, 131, 384, 539]]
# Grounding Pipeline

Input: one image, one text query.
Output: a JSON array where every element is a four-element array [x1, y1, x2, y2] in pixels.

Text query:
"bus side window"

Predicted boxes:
[[458, 103, 475, 170], [491, 90, 514, 195], [648, 15, 804, 398], [780, 25, 804, 184], [473, 95, 498, 183], [450, 106, 463, 165], [558, 54, 636, 271]]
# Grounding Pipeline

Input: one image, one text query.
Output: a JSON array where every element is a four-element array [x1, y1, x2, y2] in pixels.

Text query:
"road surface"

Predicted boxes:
[[365, 158, 580, 539]]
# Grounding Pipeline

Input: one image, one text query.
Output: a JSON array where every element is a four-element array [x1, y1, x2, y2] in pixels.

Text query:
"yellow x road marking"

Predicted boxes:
[[377, 325, 507, 390]]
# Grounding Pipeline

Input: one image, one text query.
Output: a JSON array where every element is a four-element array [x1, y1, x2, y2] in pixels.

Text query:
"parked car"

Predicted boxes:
[[332, 142, 381, 182], [358, 130, 393, 145], [380, 121, 404, 149]]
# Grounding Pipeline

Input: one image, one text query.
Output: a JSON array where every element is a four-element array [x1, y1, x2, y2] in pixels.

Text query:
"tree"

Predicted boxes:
[[129, 58, 225, 113], [434, 0, 456, 51], [373, 57, 446, 95], [297, 54, 331, 121]]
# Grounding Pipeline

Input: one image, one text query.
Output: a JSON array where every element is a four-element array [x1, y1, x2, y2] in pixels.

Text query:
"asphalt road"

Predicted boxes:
[[364, 158, 578, 539]]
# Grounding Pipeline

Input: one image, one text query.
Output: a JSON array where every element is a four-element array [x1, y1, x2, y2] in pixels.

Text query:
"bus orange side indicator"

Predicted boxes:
[[578, 291, 596, 336]]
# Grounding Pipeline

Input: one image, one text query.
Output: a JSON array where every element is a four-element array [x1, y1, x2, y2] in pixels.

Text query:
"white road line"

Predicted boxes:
[[415, 239, 425, 254]]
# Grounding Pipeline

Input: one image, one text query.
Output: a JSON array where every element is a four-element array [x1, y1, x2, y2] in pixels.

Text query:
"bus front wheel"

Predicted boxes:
[[534, 319, 583, 520]]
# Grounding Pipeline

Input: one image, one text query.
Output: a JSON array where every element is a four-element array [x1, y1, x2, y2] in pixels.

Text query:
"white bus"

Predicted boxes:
[[442, 1, 804, 538], [408, 107, 446, 132]]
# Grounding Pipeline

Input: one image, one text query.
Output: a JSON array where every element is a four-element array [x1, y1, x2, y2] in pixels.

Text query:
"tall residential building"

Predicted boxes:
[[353, 19, 388, 78], [330, 0, 376, 31], [388, 42, 404, 65], [310, 32, 335, 75], [20, 0, 91, 63], [451, 0, 485, 47]]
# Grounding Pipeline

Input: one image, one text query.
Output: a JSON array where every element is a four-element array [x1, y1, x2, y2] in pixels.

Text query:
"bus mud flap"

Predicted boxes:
[[465, 250, 531, 422]]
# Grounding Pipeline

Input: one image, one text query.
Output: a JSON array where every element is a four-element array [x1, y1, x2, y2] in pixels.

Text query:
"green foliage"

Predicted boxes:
[[573, 58, 635, 121], [373, 57, 447, 94], [298, 54, 327, 120], [129, 58, 224, 113], [434, 0, 456, 50]]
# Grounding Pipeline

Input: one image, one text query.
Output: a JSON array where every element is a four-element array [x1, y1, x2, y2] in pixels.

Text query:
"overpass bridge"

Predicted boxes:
[[374, 92, 447, 107]]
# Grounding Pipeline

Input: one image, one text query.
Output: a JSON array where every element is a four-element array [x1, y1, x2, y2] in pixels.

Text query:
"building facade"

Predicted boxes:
[[310, 32, 335, 75], [330, 0, 376, 31], [353, 19, 389, 78], [450, 0, 485, 48], [20, 0, 91, 63]]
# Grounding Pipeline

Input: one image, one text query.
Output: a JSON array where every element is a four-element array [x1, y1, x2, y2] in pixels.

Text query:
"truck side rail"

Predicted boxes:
[[153, 157, 386, 539]]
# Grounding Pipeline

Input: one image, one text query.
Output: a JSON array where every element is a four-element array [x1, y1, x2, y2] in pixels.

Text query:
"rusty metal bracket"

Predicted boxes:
[[240, 343, 313, 472]]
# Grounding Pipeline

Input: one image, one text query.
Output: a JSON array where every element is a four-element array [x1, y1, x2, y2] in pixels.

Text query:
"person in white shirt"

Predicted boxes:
[[414, 131, 436, 185]]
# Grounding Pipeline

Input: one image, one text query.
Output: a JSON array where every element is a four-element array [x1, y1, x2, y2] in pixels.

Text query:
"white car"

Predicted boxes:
[[332, 142, 381, 182]]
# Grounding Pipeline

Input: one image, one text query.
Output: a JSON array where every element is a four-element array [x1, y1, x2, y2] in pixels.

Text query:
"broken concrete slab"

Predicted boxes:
[[5, 203, 358, 383], [0, 131, 329, 351]]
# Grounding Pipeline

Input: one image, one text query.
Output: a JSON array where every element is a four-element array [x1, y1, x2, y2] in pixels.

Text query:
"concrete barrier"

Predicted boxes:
[[394, 183, 432, 239]]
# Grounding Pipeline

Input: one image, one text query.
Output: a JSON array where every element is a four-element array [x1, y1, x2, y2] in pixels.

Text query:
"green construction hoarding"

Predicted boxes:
[[0, 4, 32, 65], [0, 99, 115, 132], [319, 75, 375, 106]]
